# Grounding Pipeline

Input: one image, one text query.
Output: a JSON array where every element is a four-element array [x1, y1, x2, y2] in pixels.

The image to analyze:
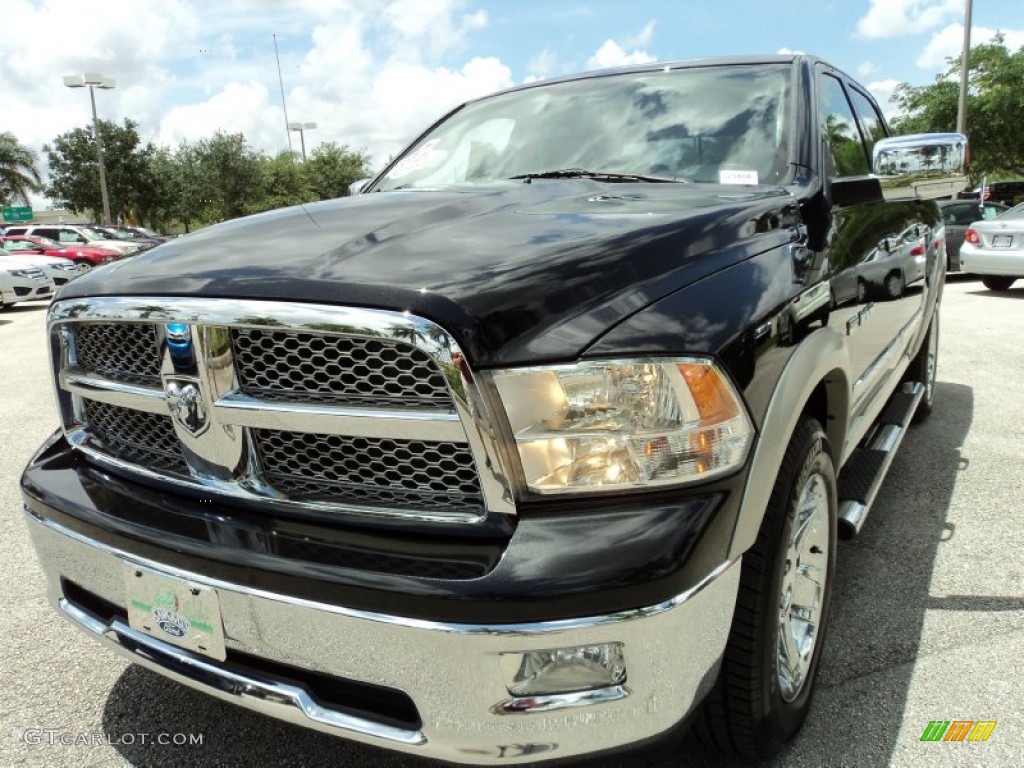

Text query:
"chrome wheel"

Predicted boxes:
[[924, 313, 938, 405], [75, 262, 92, 274], [777, 472, 829, 702]]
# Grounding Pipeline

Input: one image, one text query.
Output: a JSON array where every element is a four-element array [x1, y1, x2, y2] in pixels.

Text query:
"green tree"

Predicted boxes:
[[44, 119, 157, 222], [250, 151, 314, 213], [0, 131, 43, 205], [303, 142, 372, 200], [891, 36, 1024, 179], [192, 132, 263, 221]]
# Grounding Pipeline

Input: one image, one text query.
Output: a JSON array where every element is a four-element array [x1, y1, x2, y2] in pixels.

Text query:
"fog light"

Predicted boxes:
[[501, 643, 626, 697]]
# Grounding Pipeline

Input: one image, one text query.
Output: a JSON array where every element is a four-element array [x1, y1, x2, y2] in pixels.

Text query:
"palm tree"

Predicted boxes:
[[0, 132, 43, 206]]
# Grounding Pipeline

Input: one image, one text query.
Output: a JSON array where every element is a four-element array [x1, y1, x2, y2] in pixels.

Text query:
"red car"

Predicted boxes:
[[1, 235, 121, 273]]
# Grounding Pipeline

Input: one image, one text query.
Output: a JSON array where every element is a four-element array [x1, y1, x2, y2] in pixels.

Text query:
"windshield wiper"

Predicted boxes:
[[509, 168, 687, 183]]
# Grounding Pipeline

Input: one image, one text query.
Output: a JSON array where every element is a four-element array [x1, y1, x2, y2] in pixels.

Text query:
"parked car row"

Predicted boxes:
[[958, 202, 1024, 290], [0, 223, 170, 254]]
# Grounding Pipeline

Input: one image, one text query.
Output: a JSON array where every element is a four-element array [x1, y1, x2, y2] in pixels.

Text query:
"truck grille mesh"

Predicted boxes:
[[61, 310, 485, 521], [231, 329, 454, 408], [254, 429, 482, 511], [83, 400, 188, 474], [75, 323, 161, 386]]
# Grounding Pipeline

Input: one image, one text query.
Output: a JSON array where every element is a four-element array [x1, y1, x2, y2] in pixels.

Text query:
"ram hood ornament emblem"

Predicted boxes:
[[165, 379, 209, 437]]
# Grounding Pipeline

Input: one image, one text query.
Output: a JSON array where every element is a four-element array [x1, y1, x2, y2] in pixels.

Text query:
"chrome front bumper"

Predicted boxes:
[[25, 508, 740, 765]]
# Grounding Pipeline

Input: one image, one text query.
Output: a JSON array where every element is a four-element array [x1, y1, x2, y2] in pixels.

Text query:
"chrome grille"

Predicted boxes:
[[254, 430, 483, 512], [83, 400, 188, 474], [231, 329, 453, 408], [75, 323, 161, 385], [50, 298, 507, 523]]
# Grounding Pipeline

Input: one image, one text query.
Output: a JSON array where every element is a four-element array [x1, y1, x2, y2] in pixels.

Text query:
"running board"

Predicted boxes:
[[837, 382, 924, 539]]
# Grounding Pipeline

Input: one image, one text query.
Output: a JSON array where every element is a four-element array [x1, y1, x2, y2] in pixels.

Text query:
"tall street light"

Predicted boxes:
[[63, 72, 116, 225], [956, 0, 973, 136], [288, 122, 317, 161]]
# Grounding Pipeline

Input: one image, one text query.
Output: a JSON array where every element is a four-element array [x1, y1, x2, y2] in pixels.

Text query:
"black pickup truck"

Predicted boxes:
[[21, 55, 966, 764]]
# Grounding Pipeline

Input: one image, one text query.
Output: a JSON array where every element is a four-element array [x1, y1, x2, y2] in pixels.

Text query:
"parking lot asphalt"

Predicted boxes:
[[1, 277, 1022, 768]]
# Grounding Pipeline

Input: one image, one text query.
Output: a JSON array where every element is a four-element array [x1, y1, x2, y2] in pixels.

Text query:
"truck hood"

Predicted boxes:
[[62, 180, 797, 365]]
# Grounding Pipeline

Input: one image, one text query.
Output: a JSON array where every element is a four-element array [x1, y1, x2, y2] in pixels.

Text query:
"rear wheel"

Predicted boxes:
[[905, 308, 939, 423], [74, 261, 93, 274], [981, 276, 1015, 291], [693, 417, 837, 759], [885, 270, 904, 299]]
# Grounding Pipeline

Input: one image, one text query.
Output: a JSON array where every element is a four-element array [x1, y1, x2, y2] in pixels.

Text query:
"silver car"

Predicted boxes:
[[959, 202, 1024, 291], [937, 199, 1008, 271], [0, 262, 54, 309], [0, 253, 79, 286]]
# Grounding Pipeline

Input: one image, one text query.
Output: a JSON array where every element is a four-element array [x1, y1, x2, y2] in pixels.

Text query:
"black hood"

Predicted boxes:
[[61, 180, 797, 366]]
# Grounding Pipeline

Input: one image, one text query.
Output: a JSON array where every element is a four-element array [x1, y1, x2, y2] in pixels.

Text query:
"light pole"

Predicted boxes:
[[956, 0, 973, 136], [288, 122, 317, 161], [63, 72, 115, 225]]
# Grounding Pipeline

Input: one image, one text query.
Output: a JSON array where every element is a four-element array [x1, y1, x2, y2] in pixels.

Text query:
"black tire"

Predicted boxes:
[[906, 308, 939, 423], [981, 276, 1015, 291], [856, 278, 867, 303], [884, 270, 904, 299], [693, 417, 837, 759]]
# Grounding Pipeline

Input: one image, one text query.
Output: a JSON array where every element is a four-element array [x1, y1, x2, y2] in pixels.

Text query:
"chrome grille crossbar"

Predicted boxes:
[[48, 298, 515, 522]]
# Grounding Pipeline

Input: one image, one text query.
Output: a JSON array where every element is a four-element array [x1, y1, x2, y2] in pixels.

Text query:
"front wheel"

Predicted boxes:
[[74, 261, 93, 275], [981, 276, 1016, 291], [693, 417, 837, 758]]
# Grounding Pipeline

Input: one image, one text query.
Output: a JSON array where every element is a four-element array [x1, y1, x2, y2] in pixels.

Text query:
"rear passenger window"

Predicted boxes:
[[818, 74, 869, 177], [847, 87, 889, 164]]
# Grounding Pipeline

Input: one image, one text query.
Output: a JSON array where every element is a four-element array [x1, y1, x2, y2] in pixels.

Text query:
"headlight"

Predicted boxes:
[[492, 358, 754, 494], [9, 268, 42, 278]]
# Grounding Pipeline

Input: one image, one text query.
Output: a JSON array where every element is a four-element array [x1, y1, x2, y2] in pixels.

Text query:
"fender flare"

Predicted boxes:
[[728, 326, 851, 560]]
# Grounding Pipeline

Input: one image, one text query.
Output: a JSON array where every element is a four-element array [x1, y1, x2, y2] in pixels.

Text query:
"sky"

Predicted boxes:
[[3, 0, 1023, 209]]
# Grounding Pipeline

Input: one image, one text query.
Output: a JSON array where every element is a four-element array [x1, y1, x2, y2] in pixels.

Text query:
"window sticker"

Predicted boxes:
[[719, 169, 759, 185], [389, 139, 445, 179]]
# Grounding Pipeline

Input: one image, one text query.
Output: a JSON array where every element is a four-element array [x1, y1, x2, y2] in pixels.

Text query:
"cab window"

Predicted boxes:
[[818, 74, 869, 176]]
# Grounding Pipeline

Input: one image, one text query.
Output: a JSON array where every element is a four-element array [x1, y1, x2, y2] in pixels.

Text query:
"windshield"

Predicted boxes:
[[374, 64, 793, 192], [1000, 202, 1024, 219], [81, 227, 114, 240]]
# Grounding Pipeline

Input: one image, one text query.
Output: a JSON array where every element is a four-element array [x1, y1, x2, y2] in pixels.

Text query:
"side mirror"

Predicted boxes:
[[348, 178, 371, 196], [872, 133, 969, 201]]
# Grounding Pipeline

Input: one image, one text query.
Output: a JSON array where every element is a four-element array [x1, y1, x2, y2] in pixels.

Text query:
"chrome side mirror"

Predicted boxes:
[[872, 133, 969, 201]]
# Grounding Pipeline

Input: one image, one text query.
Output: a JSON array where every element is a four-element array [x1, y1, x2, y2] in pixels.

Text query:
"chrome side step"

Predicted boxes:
[[837, 382, 924, 539]]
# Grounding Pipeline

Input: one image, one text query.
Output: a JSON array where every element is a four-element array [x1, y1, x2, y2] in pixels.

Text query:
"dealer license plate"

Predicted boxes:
[[992, 234, 1013, 247], [123, 564, 227, 661]]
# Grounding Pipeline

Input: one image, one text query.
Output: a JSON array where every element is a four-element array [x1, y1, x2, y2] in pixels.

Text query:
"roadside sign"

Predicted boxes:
[[2, 206, 33, 222]]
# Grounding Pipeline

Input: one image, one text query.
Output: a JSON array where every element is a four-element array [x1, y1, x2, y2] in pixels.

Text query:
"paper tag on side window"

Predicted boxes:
[[719, 169, 759, 185]]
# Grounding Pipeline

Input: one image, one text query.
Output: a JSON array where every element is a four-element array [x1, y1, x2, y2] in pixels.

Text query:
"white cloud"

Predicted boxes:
[[856, 0, 962, 40], [777, 47, 806, 56], [916, 24, 1024, 70], [586, 40, 656, 70], [858, 61, 880, 79], [527, 48, 558, 79], [624, 21, 657, 49], [866, 79, 902, 120]]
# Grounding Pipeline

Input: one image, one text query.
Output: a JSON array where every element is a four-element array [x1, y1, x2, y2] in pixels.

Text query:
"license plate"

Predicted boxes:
[[123, 564, 227, 661], [992, 235, 1013, 247]]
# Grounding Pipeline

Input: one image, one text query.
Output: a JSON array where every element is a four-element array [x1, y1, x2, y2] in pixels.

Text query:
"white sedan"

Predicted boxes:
[[0, 252, 79, 287], [959, 202, 1024, 291], [0, 261, 54, 309]]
